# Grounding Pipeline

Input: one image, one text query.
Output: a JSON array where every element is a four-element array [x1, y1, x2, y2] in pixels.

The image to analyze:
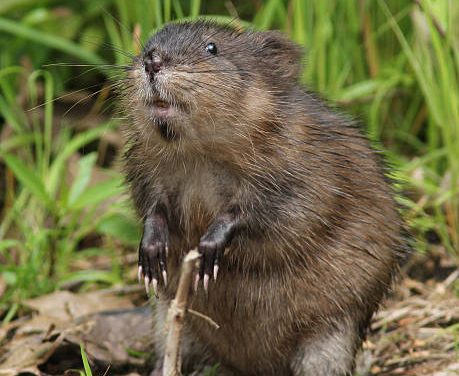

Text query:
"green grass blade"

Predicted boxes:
[[253, 0, 285, 30], [0, 133, 35, 152], [0, 17, 106, 66], [0, 96, 24, 133], [27, 70, 54, 176], [80, 344, 93, 376], [47, 123, 114, 196], [172, 0, 184, 19], [164, 0, 171, 22], [2, 303, 18, 325], [190, 0, 201, 18], [153, 0, 163, 27]]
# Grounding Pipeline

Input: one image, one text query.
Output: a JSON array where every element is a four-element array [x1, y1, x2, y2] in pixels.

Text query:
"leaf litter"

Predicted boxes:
[[0, 253, 457, 376]]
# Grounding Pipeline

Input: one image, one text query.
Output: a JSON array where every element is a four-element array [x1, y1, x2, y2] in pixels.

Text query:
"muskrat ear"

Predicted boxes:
[[254, 31, 303, 82]]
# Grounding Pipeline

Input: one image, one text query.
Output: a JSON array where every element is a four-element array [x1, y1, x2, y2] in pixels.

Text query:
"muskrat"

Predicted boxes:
[[121, 20, 407, 376]]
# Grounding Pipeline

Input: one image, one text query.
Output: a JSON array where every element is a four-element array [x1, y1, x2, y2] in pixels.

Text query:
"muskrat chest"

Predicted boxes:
[[163, 160, 237, 234]]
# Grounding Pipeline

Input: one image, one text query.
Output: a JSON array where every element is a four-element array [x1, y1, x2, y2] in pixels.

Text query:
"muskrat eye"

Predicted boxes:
[[205, 42, 217, 55]]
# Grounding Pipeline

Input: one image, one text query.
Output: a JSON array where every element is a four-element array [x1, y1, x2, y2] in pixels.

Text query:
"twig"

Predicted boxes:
[[188, 308, 220, 330], [162, 249, 200, 376]]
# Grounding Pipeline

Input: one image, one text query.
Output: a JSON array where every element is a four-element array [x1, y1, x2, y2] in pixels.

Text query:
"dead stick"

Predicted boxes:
[[163, 249, 200, 376]]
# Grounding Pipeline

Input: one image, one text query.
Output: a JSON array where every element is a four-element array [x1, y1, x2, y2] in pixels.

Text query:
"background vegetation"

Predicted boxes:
[[0, 0, 458, 325]]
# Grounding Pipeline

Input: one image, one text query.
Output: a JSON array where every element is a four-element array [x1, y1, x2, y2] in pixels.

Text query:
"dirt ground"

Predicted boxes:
[[0, 249, 458, 376]]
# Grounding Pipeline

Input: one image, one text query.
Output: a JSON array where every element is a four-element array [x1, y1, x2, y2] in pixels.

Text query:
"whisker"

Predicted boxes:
[[61, 85, 113, 118], [27, 82, 114, 112], [177, 69, 249, 74], [43, 63, 128, 69]]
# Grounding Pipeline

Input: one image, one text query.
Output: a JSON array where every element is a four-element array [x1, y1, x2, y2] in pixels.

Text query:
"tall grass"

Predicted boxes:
[[0, 65, 143, 320], [0, 0, 458, 313]]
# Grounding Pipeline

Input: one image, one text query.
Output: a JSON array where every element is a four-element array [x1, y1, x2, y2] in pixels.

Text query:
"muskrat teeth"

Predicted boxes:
[[149, 95, 170, 108], [154, 99, 169, 108]]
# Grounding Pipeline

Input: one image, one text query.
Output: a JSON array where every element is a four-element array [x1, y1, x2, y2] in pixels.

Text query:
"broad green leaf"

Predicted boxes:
[[68, 153, 98, 206], [48, 123, 114, 195], [1, 153, 52, 207], [69, 176, 123, 210], [97, 212, 140, 246], [2, 271, 17, 285]]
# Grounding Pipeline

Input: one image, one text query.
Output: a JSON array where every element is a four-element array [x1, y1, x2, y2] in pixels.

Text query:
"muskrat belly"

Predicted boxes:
[[186, 275, 297, 374]]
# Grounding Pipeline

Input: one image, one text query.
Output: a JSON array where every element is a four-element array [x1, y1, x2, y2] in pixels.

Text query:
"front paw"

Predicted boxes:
[[196, 237, 225, 291], [139, 239, 168, 296]]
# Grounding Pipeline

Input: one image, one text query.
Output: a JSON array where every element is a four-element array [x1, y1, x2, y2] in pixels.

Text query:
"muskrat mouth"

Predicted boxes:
[[153, 98, 170, 108], [146, 94, 172, 109], [146, 95, 177, 119], [147, 96, 178, 141]]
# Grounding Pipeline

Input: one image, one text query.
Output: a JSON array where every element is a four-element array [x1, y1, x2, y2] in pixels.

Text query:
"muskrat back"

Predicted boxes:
[[121, 20, 407, 376]]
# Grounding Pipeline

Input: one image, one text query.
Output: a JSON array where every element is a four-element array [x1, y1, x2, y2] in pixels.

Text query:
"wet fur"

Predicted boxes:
[[121, 21, 407, 375]]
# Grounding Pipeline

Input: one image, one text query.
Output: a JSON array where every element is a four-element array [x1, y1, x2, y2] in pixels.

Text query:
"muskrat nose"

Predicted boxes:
[[144, 56, 162, 76]]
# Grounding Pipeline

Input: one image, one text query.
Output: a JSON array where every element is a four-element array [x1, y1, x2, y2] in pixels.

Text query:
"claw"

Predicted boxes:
[[194, 274, 200, 292], [213, 265, 219, 281], [152, 278, 159, 298], [144, 276, 150, 295], [138, 266, 143, 284], [203, 274, 210, 291], [162, 270, 168, 287]]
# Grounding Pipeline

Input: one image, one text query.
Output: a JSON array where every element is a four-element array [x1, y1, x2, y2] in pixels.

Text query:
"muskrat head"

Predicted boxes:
[[124, 20, 302, 147]]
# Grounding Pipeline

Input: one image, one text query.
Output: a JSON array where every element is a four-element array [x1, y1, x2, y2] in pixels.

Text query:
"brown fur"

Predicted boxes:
[[121, 21, 408, 376]]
